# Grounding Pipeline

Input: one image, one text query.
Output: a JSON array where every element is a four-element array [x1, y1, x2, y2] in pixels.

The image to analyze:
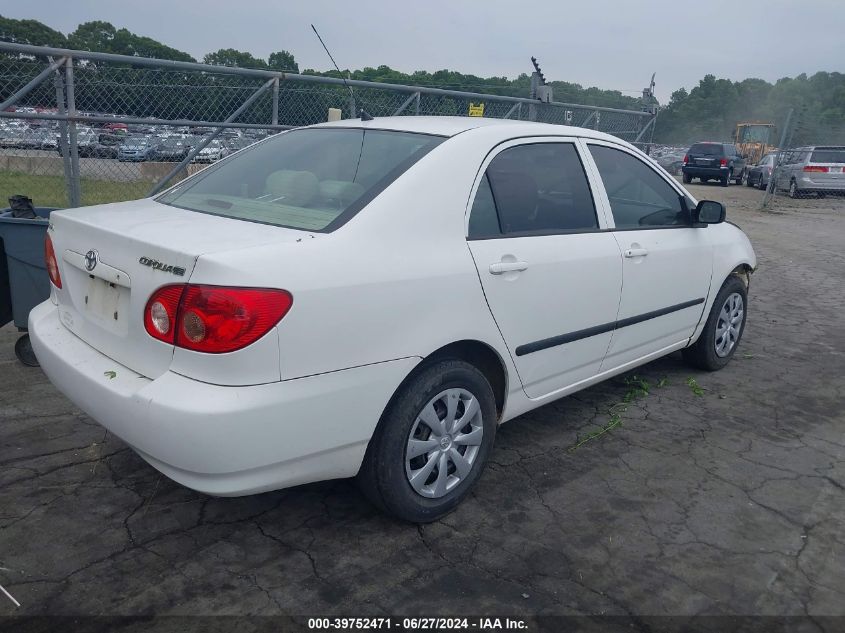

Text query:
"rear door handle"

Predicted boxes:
[[623, 248, 649, 258], [489, 261, 528, 275]]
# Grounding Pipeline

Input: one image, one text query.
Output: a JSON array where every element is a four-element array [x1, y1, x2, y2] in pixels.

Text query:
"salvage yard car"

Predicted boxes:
[[774, 145, 845, 198], [682, 141, 747, 187], [30, 117, 756, 522]]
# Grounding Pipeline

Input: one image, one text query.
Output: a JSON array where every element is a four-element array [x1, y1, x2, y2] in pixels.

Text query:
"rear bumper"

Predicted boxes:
[[683, 165, 729, 178], [796, 175, 845, 192], [29, 301, 419, 496]]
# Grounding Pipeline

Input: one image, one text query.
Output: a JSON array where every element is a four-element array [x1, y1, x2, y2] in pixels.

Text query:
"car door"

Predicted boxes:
[[466, 139, 623, 399], [584, 141, 713, 371]]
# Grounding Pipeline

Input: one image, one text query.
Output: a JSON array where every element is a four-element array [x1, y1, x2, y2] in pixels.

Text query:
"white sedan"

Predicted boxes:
[[30, 116, 755, 522]]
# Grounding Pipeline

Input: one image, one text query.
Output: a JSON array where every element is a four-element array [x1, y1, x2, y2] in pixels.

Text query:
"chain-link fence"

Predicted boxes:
[[1, 41, 656, 209]]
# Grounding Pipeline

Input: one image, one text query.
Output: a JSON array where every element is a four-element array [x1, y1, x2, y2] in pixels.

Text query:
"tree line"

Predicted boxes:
[[1, 15, 842, 145]]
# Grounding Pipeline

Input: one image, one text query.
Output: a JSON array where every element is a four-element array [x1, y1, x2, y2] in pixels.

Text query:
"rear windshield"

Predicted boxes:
[[810, 149, 845, 164], [157, 128, 444, 231], [689, 143, 724, 156]]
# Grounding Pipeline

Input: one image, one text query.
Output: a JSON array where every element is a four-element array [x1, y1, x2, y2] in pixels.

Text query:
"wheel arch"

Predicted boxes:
[[380, 339, 509, 426]]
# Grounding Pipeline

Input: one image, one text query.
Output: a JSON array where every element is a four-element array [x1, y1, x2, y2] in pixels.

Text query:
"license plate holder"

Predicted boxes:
[[85, 276, 123, 323]]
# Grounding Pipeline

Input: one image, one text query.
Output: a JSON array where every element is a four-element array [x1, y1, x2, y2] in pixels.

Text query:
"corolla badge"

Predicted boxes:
[[84, 250, 98, 272], [139, 256, 186, 277]]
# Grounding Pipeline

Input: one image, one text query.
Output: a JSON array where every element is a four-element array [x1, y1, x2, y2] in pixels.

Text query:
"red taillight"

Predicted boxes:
[[719, 158, 728, 167], [144, 284, 293, 353], [803, 166, 829, 173], [144, 285, 184, 344], [44, 234, 62, 289], [683, 154, 689, 164]]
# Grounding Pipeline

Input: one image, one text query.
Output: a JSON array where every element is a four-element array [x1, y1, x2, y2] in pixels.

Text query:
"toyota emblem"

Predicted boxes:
[[84, 250, 98, 272]]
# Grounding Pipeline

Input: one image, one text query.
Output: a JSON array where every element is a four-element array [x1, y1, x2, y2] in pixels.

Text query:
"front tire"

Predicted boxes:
[[789, 179, 800, 199], [683, 276, 747, 371], [358, 360, 497, 523]]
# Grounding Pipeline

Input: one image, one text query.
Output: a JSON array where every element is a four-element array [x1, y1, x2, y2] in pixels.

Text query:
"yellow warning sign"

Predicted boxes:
[[468, 102, 485, 117]]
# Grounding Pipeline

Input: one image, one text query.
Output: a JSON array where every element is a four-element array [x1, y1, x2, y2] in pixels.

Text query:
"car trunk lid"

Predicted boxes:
[[50, 198, 311, 379]]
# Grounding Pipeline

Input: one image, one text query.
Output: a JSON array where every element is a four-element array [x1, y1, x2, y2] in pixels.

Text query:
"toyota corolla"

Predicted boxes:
[[30, 117, 756, 522]]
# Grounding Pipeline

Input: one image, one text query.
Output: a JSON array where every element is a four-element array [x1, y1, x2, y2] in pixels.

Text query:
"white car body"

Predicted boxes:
[[30, 117, 756, 498]]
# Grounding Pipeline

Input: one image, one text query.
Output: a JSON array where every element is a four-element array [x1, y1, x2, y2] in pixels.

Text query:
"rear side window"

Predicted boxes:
[[810, 148, 845, 164], [158, 128, 444, 231], [467, 175, 500, 238], [688, 143, 724, 156], [589, 144, 689, 229], [468, 142, 598, 237]]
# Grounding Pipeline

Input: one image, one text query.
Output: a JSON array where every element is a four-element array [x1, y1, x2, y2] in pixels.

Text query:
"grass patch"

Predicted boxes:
[[686, 377, 705, 396], [568, 414, 623, 452], [569, 373, 668, 452], [0, 171, 150, 208]]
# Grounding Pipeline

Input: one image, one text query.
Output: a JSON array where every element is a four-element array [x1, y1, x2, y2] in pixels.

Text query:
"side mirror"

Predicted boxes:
[[694, 200, 726, 225]]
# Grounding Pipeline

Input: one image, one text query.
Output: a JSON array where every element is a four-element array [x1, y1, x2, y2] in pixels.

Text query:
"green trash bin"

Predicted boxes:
[[0, 207, 58, 365]]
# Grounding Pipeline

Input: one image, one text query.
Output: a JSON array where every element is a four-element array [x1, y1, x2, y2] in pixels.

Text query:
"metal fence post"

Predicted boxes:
[[415, 92, 420, 115], [271, 77, 280, 126], [761, 108, 793, 209], [52, 59, 73, 208], [348, 72, 356, 118], [64, 57, 81, 207]]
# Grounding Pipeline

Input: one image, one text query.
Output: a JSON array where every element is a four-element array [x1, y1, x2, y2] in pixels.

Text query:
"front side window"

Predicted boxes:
[[467, 142, 598, 237], [158, 128, 443, 231], [589, 144, 689, 229]]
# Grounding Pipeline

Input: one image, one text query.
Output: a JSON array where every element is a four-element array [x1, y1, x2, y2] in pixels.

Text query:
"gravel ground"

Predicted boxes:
[[0, 184, 843, 629]]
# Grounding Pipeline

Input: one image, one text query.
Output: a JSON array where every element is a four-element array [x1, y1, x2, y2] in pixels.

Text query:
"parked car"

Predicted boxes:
[[117, 137, 156, 161], [192, 139, 230, 163], [103, 122, 129, 134], [745, 152, 777, 190], [30, 117, 756, 522], [55, 132, 101, 157], [774, 146, 845, 198], [151, 137, 195, 162], [655, 150, 686, 176], [682, 142, 747, 186]]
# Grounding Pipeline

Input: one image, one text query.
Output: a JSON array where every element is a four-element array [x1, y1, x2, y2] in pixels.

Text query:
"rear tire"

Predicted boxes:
[[682, 173, 692, 184], [743, 171, 752, 187], [789, 179, 800, 199], [734, 169, 744, 184], [721, 170, 732, 187], [357, 359, 497, 523], [683, 276, 747, 372]]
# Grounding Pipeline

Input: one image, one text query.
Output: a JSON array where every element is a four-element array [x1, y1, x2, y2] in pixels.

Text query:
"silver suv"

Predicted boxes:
[[775, 146, 845, 198]]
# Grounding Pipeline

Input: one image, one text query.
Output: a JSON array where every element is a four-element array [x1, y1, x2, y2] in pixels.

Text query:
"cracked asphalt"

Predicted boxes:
[[0, 185, 843, 624]]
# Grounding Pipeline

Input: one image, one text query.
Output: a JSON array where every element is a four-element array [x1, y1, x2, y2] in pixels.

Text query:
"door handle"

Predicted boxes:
[[623, 248, 649, 258], [489, 261, 528, 275]]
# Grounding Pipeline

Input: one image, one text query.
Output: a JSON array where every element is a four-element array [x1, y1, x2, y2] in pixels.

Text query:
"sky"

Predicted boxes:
[[4, 0, 844, 103]]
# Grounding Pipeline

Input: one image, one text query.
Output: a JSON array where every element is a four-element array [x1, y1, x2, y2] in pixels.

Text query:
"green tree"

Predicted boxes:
[[204, 48, 268, 69], [268, 50, 298, 73], [0, 15, 66, 48]]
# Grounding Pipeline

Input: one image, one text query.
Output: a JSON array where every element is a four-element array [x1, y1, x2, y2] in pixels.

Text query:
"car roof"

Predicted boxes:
[[311, 115, 631, 144]]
